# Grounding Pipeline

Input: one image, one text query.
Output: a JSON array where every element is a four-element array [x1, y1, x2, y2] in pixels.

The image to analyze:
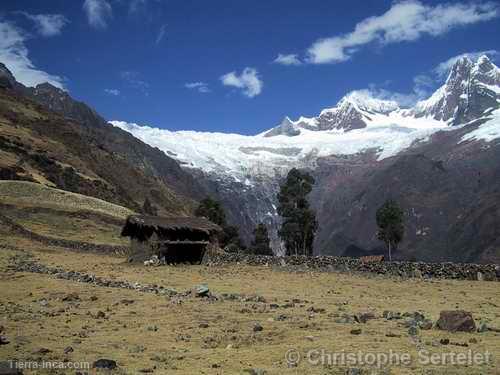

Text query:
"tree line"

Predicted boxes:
[[189, 167, 404, 259]]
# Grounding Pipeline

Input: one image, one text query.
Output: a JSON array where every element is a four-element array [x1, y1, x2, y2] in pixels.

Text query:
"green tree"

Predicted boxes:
[[250, 223, 273, 256], [376, 199, 405, 261], [195, 197, 244, 250], [277, 168, 317, 256], [194, 197, 226, 226]]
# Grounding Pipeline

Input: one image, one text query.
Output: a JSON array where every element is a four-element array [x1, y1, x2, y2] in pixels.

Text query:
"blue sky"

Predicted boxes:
[[0, 0, 499, 134]]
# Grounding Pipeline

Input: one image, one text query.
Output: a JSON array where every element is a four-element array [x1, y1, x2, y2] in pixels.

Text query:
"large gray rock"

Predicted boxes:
[[436, 310, 476, 332]]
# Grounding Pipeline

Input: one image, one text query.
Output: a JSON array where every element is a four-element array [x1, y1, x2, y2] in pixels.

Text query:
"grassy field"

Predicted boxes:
[[0, 181, 134, 219], [0, 227, 499, 374]]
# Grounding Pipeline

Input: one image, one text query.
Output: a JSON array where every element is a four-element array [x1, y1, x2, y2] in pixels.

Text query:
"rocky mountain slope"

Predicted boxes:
[[0, 63, 205, 217], [114, 55, 500, 262]]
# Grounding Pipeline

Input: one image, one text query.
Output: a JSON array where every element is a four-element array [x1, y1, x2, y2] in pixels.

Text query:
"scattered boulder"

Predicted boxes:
[[253, 323, 263, 332], [63, 346, 74, 354], [194, 284, 210, 297], [356, 312, 376, 323], [408, 326, 419, 336], [440, 338, 450, 345], [244, 368, 267, 375], [91, 311, 106, 319], [0, 326, 8, 345], [436, 310, 476, 332], [383, 311, 402, 320], [93, 359, 117, 370], [62, 293, 80, 302], [477, 320, 488, 333]]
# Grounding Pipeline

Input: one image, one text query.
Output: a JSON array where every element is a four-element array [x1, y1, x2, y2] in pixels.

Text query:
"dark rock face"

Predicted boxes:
[[0, 63, 17, 89], [413, 55, 500, 125], [436, 310, 476, 332], [311, 121, 500, 263], [316, 99, 367, 131]]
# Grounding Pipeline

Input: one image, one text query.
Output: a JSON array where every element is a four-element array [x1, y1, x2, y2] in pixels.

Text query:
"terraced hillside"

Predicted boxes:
[[0, 181, 130, 248]]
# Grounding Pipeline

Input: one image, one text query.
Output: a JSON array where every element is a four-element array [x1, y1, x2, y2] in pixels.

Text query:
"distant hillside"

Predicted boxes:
[[0, 63, 207, 217]]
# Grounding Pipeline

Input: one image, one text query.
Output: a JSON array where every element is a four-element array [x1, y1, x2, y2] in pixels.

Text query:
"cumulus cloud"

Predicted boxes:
[[184, 82, 210, 93], [18, 12, 69, 37], [104, 88, 120, 96], [220, 67, 263, 98], [155, 24, 167, 45], [434, 50, 500, 77], [273, 53, 302, 66], [306, 1, 498, 64], [0, 21, 65, 88], [83, 0, 112, 29]]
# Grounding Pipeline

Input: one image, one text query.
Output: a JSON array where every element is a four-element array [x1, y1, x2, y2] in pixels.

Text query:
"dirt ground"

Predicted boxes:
[[1, 232, 499, 375]]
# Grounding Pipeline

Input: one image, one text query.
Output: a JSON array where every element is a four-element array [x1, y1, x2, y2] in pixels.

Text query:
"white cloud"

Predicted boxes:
[[155, 24, 167, 45], [0, 21, 65, 88], [306, 1, 498, 64], [184, 82, 210, 93], [120, 70, 149, 94], [104, 88, 120, 96], [434, 50, 499, 78], [83, 0, 112, 29], [18, 13, 69, 37], [220, 67, 263, 98], [273, 53, 302, 66]]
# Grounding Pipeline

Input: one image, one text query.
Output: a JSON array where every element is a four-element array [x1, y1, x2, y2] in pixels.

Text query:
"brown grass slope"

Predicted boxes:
[[0, 85, 204, 217]]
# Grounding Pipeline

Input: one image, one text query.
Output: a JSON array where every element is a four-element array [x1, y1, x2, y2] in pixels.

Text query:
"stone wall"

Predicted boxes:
[[207, 253, 499, 281]]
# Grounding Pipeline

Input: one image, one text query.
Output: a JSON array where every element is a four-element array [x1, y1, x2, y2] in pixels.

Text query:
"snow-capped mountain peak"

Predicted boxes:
[[340, 90, 400, 114], [412, 55, 500, 124]]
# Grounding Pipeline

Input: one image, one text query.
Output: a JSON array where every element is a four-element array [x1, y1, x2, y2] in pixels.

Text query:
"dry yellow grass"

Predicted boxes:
[[0, 181, 133, 219], [0, 232, 499, 375]]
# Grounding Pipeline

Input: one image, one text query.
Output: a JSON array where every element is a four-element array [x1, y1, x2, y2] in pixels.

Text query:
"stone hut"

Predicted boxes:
[[121, 215, 222, 264]]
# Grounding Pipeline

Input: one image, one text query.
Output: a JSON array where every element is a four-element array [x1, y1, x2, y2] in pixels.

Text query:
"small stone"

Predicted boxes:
[[419, 319, 433, 330], [243, 369, 267, 375], [385, 331, 401, 338], [408, 326, 419, 336], [305, 335, 315, 341], [199, 323, 209, 328], [477, 320, 488, 333], [440, 338, 450, 345], [93, 359, 117, 370], [357, 311, 376, 323], [147, 325, 158, 332], [35, 348, 52, 354], [253, 323, 263, 332], [62, 293, 79, 302], [90, 295, 98, 301], [469, 338, 478, 344], [63, 346, 74, 354], [194, 284, 209, 297], [350, 328, 362, 335]]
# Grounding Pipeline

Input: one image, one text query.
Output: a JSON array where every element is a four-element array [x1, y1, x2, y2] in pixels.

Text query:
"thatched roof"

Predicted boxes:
[[121, 214, 222, 238]]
